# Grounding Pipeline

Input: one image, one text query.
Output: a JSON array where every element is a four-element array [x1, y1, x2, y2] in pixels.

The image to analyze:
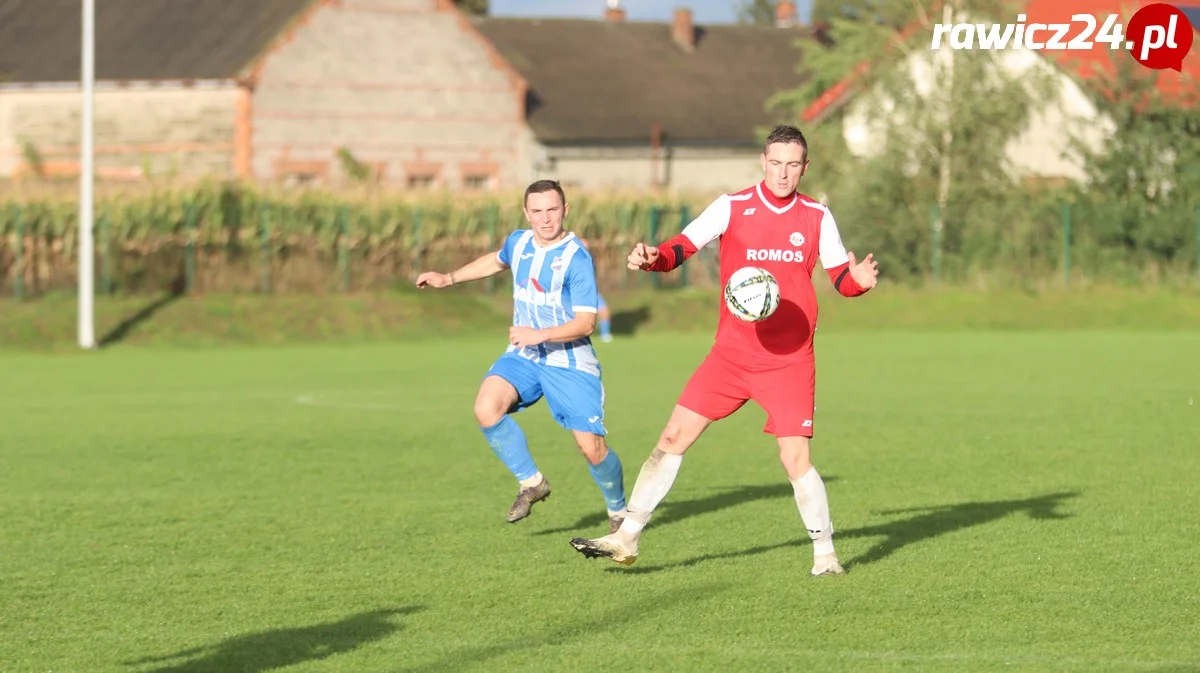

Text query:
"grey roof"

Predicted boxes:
[[474, 17, 814, 145], [1183, 6, 1200, 30], [0, 0, 313, 83]]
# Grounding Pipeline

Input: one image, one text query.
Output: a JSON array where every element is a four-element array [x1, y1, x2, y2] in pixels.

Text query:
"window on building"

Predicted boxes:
[[459, 162, 498, 192], [463, 174, 494, 191], [404, 161, 441, 191], [408, 174, 436, 190], [285, 172, 321, 188], [274, 157, 329, 187]]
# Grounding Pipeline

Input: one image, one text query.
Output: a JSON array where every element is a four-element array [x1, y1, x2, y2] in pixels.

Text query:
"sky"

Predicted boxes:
[[489, 0, 814, 25]]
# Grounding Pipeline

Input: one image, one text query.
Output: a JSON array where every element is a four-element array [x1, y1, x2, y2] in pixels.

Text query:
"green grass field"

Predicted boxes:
[[4, 284, 1200, 350], [4, 324, 1199, 672]]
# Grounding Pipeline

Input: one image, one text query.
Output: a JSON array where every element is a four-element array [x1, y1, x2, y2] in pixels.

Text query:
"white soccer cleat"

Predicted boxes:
[[811, 553, 846, 576], [569, 533, 639, 566]]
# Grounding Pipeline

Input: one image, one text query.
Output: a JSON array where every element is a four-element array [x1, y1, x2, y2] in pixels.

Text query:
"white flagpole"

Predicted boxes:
[[78, 0, 96, 349]]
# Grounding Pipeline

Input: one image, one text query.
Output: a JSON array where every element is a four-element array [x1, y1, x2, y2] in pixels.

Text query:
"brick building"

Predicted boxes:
[[0, 0, 812, 193]]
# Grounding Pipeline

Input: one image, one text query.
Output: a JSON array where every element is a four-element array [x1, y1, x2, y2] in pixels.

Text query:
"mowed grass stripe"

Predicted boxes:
[[1, 332, 1197, 672]]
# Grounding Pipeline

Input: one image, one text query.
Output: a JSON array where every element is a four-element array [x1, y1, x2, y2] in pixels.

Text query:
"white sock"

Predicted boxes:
[[617, 450, 683, 539], [790, 466, 835, 557], [519, 472, 544, 488]]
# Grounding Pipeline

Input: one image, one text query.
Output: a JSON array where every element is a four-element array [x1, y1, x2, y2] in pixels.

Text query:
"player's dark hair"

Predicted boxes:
[[524, 179, 566, 207], [764, 124, 808, 161]]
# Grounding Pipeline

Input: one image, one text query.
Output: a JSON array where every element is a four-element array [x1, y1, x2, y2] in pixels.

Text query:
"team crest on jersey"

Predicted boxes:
[[550, 256, 566, 272], [789, 232, 805, 247]]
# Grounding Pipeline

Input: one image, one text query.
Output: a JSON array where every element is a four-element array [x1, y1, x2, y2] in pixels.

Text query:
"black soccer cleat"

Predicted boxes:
[[569, 535, 638, 566]]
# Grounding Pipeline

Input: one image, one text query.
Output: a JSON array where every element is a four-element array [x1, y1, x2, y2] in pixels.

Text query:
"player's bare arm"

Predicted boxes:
[[631, 194, 732, 273], [509, 312, 597, 348], [415, 251, 508, 289]]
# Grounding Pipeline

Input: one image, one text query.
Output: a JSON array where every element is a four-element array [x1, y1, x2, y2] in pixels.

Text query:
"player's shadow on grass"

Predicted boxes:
[[125, 606, 423, 673], [611, 306, 651, 336], [610, 491, 1079, 575], [534, 481, 816, 537], [398, 584, 722, 673]]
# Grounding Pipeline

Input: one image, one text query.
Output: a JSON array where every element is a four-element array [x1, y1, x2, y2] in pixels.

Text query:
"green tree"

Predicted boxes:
[[736, 0, 776, 26], [1073, 51, 1200, 204], [454, 0, 487, 16], [1066, 49, 1200, 274], [768, 0, 1060, 283], [811, 0, 890, 26]]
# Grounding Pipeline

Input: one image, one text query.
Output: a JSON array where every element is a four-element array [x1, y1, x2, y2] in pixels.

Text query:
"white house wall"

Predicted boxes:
[[841, 45, 1112, 182]]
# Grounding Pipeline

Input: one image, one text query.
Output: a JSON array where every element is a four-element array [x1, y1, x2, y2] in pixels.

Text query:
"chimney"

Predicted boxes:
[[604, 0, 626, 22], [672, 7, 695, 52], [775, 0, 797, 27]]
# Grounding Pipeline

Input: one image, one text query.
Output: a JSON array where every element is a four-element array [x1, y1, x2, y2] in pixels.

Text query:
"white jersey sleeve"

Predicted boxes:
[[680, 194, 733, 250], [818, 207, 851, 269], [566, 251, 599, 314]]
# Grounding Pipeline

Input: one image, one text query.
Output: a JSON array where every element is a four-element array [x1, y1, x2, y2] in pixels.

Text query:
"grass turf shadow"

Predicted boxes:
[[398, 584, 723, 672], [100, 279, 185, 347], [534, 481, 812, 537], [609, 306, 651, 336], [125, 606, 423, 673], [604, 491, 1080, 575]]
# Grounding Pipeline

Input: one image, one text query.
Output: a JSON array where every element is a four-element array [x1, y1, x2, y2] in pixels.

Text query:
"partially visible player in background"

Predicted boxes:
[[569, 125, 878, 574], [596, 294, 613, 343], [416, 180, 627, 533], [579, 238, 614, 342]]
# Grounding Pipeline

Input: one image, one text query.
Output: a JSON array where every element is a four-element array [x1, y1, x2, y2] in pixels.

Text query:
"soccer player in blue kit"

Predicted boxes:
[[416, 180, 627, 534]]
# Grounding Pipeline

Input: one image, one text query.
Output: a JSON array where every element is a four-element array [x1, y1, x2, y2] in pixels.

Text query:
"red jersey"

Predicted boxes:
[[649, 181, 867, 369]]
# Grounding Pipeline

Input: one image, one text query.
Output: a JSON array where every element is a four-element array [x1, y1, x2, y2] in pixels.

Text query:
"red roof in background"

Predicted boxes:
[[798, 13, 926, 124], [801, 0, 1200, 124], [1026, 0, 1200, 102]]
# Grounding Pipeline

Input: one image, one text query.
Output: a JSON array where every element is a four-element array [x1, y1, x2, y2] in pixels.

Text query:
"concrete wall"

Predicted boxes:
[[535, 146, 765, 194], [250, 0, 525, 189], [0, 85, 238, 179]]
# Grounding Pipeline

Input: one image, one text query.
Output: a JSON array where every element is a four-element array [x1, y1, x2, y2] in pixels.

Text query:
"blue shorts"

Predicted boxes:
[[485, 352, 606, 436], [597, 293, 608, 311]]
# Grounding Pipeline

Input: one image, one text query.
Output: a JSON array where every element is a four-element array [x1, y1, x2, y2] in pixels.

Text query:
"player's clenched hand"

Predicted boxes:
[[415, 272, 452, 289], [509, 326, 545, 348], [627, 242, 660, 271], [847, 251, 879, 290]]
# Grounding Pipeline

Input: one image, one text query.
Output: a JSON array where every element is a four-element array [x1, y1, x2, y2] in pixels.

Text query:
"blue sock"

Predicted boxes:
[[589, 447, 626, 512], [481, 416, 538, 482], [599, 318, 612, 338]]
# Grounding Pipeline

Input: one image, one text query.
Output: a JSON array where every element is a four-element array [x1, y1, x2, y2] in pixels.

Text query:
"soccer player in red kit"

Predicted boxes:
[[569, 125, 879, 575]]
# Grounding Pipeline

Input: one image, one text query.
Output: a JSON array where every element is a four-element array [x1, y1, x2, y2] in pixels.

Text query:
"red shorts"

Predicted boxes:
[[677, 349, 816, 438]]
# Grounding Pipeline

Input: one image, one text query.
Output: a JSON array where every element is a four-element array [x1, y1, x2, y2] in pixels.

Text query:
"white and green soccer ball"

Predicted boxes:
[[724, 266, 780, 322]]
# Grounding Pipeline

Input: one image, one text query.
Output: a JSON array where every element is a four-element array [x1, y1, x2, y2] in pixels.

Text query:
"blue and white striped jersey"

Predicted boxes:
[[497, 230, 600, 376]]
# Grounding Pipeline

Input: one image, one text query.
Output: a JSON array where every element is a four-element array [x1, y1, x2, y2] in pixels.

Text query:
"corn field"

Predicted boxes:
[[0, 181, 718, 297], [0, 181, 1197, 299]]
